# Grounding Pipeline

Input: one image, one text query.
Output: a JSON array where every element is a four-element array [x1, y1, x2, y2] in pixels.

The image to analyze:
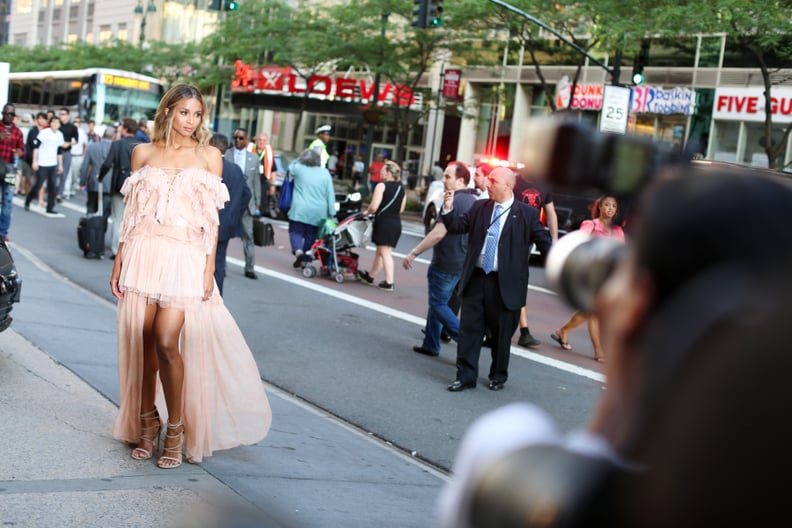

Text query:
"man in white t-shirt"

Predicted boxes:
[[64, 116, 88, 198]]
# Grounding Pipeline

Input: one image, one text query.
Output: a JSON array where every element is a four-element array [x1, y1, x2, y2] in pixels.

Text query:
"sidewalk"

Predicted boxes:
[[0, 242, 446, 527], [0, 329, 257, 527]]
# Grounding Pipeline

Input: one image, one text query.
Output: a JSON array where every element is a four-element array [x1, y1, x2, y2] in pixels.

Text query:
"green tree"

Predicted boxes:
[[694, 0, 792, 169], [326, 0, 486, 162], [590, 0, 792, 169], [202, 0, 350, 147]]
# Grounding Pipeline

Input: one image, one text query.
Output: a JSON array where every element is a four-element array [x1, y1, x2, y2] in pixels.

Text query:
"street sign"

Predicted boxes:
[[599, 84, 631, 134]]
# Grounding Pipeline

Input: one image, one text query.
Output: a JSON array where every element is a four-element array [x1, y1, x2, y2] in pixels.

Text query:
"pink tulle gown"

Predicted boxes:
[[112, 166, 272, 463]]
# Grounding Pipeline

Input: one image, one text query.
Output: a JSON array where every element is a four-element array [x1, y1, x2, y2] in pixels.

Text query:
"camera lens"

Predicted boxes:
[[546, 231, 626, 312]]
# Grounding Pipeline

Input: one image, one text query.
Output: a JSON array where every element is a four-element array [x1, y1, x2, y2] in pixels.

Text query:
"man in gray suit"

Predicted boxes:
[[80, 126, 114, 217], [225, 128, 261, 279]]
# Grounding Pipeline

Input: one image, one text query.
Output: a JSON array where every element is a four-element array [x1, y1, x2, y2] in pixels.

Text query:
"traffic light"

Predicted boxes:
[[632, 40, 650, 85], [427, 1, 443, 27], [412, 0, 442, 29], [209, 0, 239, 10], [412, 0, 428, 28]]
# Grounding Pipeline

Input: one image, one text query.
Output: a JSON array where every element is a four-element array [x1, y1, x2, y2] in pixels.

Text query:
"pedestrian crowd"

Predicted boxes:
[[5, 92, 784, 526]]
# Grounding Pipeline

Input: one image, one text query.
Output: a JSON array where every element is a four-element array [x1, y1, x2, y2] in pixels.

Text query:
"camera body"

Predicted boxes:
[[521, 117, 681, 309], [545, 231, 626, 312], [520, 118, 679, 198]]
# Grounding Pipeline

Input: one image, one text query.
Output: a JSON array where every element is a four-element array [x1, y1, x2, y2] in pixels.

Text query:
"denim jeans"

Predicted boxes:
[[0, 182, 14, 237], [289, 220, 318, 259], [422, 265, 461, 353]]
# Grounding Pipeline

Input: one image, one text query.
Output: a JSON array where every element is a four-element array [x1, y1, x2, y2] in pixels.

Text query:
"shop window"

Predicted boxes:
[[633, 114, 656, 138], [743, 122, 787, 168], [712, 121, 739, 163]]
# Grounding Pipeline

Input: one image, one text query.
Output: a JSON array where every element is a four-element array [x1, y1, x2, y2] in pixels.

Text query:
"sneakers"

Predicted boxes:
[[518, 329, 541, 348], [356, 271, 393, 291], [357, 270, 374, 285]]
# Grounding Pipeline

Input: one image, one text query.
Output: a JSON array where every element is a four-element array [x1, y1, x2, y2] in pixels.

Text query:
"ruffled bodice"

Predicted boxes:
[[120, 166, 230, 255]]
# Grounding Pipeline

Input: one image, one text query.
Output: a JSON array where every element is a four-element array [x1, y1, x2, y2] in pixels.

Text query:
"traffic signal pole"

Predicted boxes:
[[487, 0, 619, 85]]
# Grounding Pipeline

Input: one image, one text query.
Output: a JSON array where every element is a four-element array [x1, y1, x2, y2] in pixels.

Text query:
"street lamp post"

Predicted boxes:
[[363, 13, 389, 194], [134, 0, 157, 46]]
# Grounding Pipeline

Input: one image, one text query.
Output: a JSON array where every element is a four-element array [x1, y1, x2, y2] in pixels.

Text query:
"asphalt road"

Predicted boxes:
[[8, 192, 605, 473]]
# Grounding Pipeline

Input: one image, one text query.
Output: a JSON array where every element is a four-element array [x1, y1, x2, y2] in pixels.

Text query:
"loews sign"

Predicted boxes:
[[231, 61, 421, 109]]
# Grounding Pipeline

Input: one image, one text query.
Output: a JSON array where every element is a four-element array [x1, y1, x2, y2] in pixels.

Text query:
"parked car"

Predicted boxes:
[[0, 238, 22, 333], [267, 150, 362, 221]]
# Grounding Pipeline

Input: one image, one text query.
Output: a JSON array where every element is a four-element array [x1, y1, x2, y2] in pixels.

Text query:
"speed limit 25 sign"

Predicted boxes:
[[599, 85, 632, 134]]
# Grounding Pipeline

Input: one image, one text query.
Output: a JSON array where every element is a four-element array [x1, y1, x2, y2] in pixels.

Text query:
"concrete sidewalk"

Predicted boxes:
[[0, 242, 446, 527], [0, 329, 262, 527]]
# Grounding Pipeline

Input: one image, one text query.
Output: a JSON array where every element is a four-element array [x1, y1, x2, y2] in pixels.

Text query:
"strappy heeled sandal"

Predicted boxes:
[[157, 420, 184, 469], [131, 408, 162, 460]]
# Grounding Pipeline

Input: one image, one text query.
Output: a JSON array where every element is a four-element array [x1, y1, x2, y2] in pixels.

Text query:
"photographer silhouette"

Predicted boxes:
[[439, 157, 792, 527]]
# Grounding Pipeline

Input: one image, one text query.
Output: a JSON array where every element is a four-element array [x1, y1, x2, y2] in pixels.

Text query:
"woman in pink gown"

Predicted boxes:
[[110, 84, 271, 468]]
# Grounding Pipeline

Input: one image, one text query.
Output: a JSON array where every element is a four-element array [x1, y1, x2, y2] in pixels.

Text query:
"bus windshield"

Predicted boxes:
[[8, 68, 164, 126], [98, 83, 162, 123]]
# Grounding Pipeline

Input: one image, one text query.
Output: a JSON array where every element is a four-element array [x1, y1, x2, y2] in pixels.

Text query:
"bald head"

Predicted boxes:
[[488, 167, 516, 202]]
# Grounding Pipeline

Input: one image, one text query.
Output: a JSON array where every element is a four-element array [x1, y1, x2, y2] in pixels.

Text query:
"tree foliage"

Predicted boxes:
[[3, 0, 790, 168]]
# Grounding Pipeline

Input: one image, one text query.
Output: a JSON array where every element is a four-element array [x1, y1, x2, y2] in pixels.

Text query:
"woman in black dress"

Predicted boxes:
[[357, 160, 406, 291]]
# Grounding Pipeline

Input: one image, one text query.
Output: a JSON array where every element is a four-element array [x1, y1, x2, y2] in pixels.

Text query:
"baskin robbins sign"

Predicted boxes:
[[555, 76, 695, 115], [230, 61, 422, 109]]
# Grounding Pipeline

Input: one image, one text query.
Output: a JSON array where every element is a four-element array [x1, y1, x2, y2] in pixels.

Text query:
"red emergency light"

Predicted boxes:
[[480, 156, 526, 170]]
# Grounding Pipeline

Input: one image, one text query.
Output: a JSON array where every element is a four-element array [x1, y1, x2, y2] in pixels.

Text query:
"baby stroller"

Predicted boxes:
[[303, 212, 373, 283]]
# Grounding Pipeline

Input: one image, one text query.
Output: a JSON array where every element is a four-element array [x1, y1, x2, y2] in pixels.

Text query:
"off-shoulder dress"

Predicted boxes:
[[111, 166, 272, 463]]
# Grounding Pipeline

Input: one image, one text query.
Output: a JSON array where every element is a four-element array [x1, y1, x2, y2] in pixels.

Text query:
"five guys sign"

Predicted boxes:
[[231, 61, 417, 108]]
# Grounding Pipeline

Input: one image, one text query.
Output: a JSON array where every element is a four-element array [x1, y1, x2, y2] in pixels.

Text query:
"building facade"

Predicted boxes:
[[7, 0, 217, 47], [6, 4, 791, 176]]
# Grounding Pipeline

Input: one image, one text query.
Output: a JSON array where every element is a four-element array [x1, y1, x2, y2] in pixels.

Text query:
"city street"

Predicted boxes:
[[3, 192, 605, 526]]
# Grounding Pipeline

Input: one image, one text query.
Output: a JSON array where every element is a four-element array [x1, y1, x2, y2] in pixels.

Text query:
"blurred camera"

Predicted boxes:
[[545, 231, 626, 312], [520, 117, 680, 198]]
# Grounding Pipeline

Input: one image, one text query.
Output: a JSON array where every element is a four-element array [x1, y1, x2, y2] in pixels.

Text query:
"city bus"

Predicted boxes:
[[7, 68, 164, 126]]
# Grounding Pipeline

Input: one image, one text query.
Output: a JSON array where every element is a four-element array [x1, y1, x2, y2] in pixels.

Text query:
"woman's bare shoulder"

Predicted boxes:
[[197, 144, 223, 178], [131, 143, 159, 170]]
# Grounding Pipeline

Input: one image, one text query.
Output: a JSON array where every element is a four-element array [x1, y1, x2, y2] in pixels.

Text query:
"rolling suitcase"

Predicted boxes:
[[77, 185, 107, 259]]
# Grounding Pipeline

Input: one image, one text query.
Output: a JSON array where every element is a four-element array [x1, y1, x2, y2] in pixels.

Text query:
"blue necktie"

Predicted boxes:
[[482, 204, 502, 274]]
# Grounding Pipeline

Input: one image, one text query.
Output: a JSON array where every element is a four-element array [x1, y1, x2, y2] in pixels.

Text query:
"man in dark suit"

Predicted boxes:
[[210, 134, 252, 296], [98, 118, 142, 258], [441, 167, 552, 391]]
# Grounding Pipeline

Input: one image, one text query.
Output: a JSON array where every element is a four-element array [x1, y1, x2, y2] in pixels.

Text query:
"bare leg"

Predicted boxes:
[[519, 306, 529, 329], [153, 307, 186, 468], [380, 246, 394, 283], [554, 311, 589, 349], [370, 246, 385, 279], [588, 316, 604, 362], [131, 303, 162, 459], [140, 303, 161, 417]]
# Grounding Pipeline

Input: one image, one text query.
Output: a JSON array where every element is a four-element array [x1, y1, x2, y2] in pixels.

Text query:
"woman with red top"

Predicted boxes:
[[550, 195, 624, 362]]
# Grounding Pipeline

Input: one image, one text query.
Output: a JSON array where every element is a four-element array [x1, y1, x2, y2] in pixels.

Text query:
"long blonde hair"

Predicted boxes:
[[150, 84, 212, 147]]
